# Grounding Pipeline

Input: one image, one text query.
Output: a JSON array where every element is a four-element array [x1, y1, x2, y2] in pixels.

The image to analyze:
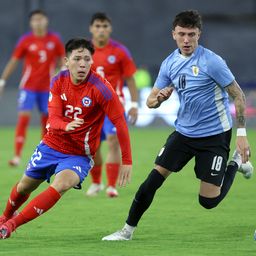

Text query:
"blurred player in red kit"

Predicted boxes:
[[0, 38, 132, 239], [0, 10, 65, 166], [86, 12, 138, 197]]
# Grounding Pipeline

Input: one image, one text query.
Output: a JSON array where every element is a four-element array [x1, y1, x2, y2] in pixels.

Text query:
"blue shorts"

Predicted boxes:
[[100, 116, 117, 141], [25, 142, 94, 188], [18, 89, 49, 114], [100, 114, 127, 141]]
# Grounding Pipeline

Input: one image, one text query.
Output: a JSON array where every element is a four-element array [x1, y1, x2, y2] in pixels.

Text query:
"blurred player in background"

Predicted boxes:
[[86, 12, 138, 197], [102, 10, 253, 241], [0, 9, 65, 166], [0, 38, 132, 239]]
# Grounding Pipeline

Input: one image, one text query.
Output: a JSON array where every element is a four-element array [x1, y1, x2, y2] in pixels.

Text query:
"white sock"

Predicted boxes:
[[123, 223, 135, 233]]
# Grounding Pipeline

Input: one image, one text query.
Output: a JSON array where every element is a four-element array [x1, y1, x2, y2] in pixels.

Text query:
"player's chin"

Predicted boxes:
[[76, 74, 87, 81]]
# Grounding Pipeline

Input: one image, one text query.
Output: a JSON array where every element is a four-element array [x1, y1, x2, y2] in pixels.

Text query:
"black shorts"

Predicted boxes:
[[155, 130, 232, 186]]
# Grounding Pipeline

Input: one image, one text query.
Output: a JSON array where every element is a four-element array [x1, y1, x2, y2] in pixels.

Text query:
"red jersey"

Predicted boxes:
[[92, 39, 136, 102], [43, 70, 132, 164], [12, 31, 65, 92]]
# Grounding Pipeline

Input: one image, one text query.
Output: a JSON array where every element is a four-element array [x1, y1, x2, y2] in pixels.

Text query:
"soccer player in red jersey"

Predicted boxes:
[[0, 10, 65, 166], [0, 38, 132, 239], [86, 12, 138, 197]]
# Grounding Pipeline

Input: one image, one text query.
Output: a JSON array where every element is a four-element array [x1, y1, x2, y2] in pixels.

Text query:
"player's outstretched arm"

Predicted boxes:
[[226, 80, 250, 162], [110, 114, 133, 186], [146, 86, 173, 108], [0, 58, 19, 96], [126, 76, 139, 125]]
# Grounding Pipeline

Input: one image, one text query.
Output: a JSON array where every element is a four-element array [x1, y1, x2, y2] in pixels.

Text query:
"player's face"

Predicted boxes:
[[65, 48, 93, 84], [172, 26, 201, 56], [90, 20, 112, 45], [30, 14, 48, 33]]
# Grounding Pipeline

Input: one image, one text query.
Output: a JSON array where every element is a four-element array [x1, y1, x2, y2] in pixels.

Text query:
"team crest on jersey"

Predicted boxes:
[[46, 41, 55, 50], [108, 55, 116, 64], [82, 96, 92, 107], [29, 44, 37, 51], [192, 66, 199, 76]]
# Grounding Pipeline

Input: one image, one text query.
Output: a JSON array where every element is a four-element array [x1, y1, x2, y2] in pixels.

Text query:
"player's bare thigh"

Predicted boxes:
[[154, 165, 172, 178], [199, 181, 220, 198], [17, 174, 44, 194], [51, 169, 80, 195]]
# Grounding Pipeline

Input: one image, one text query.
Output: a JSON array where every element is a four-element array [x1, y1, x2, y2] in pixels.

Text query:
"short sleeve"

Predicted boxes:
[[207, 54, 235, 88], [12, 36, 27, 59], [120, 46, 137, 78], [154, 59, 172, 89]]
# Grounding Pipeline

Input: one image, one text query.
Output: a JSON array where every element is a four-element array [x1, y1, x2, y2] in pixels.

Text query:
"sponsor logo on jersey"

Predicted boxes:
[[192, 66, 199, 76], [108, 55, 116, 64], [46, 41, 55, 50], [60, 93, 67, 101], [82, 96, 92, 107], [29, 44, 37, 51]]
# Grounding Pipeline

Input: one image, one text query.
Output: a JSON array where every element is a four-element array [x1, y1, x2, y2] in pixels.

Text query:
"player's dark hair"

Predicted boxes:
[[65, 38, 95, 56], [29, 9, 48, 19], [172, 10, 202, 30], [90, 12, 112, 25]]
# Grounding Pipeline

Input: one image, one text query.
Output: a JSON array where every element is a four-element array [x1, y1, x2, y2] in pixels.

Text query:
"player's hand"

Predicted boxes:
[[156, 86, 174, 104], [65, 118, 84, 131], [127, 107, 138, 125], [236, 136, 250, 163], [118, 164, 132, 187]]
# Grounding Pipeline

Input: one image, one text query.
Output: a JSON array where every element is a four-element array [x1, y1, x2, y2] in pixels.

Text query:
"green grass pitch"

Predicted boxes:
[[0, 127, 255, 255]]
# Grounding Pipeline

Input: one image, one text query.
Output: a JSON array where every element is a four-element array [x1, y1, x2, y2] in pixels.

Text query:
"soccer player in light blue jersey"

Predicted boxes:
[[102, 10, 253, 241]]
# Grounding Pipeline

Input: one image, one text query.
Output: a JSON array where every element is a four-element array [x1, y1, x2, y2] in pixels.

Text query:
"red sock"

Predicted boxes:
[[13, 186, 61, 228], [90, 165, 102, 184], [106, 163, 120, 187], [15, 114, 30, 157], [41, 114, 48, 138], [3, 184, 30, 218]]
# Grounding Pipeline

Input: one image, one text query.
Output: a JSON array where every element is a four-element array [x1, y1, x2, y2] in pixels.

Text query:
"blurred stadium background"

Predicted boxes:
[[1, 0, 256, 127], [1, 1, 256, 255]]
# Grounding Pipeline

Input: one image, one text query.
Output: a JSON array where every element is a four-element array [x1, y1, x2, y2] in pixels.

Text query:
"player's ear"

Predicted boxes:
[[197, 30, 201, 40], [89, 25, 93, 34], [172, 30, 176, 40], [64, 57, 69, 67]]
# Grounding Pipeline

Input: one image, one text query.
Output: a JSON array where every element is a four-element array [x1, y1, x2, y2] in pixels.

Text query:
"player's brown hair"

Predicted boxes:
[[172, 10, 202, 30], [65, 38, 95, 56]]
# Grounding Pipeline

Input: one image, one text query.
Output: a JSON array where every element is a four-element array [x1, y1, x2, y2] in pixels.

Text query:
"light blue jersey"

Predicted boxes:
[[154, 45, 234, 137]]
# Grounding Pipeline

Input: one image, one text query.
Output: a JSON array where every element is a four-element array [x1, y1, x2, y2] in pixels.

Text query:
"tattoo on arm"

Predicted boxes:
[[225, 81, 246, 127]]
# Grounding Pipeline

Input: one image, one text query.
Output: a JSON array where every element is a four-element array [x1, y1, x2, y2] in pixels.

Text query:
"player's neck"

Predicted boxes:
[[70, 71, 90, 85], [93, 38, 109, 48], [32, 30, 47, 37]]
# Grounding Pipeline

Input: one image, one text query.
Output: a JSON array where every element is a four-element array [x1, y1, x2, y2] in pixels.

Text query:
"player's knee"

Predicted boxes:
[[198, 195, 220, 209], [135, 169, 165, 201], [107, 135, 119, 149], [52, 183, 70, 194]]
